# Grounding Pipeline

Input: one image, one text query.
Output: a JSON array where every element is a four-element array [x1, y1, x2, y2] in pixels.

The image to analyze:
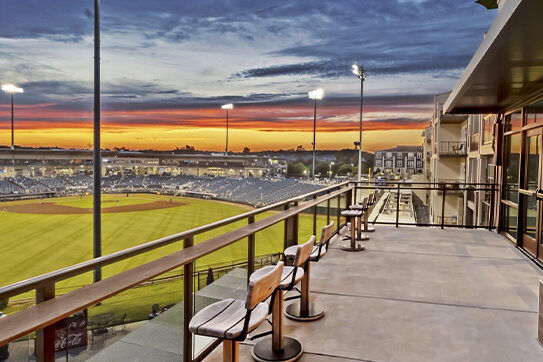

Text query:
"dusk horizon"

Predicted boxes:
[[0, 0, 496, 152]]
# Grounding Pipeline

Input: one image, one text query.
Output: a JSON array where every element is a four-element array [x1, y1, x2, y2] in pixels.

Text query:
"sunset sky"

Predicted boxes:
[[0, 1, 495, 152]]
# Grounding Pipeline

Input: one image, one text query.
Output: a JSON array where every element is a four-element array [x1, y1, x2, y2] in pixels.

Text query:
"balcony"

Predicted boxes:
[[439, 141, 467, 157], [440, 112, 468, 124], [98, 227, 543, 361], [0, 182, 541, 362]]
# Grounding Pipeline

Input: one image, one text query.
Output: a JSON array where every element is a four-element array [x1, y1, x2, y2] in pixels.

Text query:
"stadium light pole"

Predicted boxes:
[[308, 88, 324, 179], [221, 103, 233, 156], [2, 84, 24, 150], [93, 0, 102, 283], [352, 64, 366, 183]]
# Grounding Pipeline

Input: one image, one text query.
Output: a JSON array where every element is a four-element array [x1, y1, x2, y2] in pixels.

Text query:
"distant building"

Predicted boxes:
[[373, 146, 423, 177]]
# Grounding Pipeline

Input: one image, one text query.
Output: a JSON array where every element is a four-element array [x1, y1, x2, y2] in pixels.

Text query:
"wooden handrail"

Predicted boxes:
[[0, 181, 349, 300], [0, 186, 351, 346]]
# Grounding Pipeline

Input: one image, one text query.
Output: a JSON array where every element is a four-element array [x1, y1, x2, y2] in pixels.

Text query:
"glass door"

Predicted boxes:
[[520, 128, 542, 256]]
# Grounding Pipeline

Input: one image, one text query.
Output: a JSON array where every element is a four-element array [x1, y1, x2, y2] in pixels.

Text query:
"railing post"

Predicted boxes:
[[353, 183, 358, 204], [336, 194, 341, 232], [489, 184, 495, 231], [395, 183, 400, 227], [284, 202, 298, 249], [326, 197, 331, 225], [248, 215, 255, 285], [183, 236, 194, 362], [312, 194, 317, 236], [35, 282, 55, 362], [441, 184, 446, 230]]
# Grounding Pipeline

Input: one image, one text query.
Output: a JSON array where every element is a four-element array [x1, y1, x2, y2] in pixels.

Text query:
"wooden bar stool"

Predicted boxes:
[[283, 222, 335, 321], [349, 197, 370, 241], [189, 262, 284, 362], [252, 238, 314, 362], [340, 210, 364, 251]]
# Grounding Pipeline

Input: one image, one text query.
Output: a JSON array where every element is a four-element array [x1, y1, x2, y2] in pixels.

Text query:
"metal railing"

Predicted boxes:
[[439, 141, 467, 156], [353, 181, 497, 230], [0, 181, 353, 362]]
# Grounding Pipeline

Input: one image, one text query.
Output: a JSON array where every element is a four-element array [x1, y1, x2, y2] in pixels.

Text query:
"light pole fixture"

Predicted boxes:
[[352, 64, 366, 183], [221, 103, 233, 156], [2, 84, 24, 150], [308, 88, 324, 179]]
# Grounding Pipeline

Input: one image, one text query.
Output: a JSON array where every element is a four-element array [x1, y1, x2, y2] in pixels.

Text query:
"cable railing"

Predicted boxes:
[[0, 181, 353, 362]]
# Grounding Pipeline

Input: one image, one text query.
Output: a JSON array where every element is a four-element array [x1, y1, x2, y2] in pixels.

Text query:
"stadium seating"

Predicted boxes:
[[0, 174, 328, 207]]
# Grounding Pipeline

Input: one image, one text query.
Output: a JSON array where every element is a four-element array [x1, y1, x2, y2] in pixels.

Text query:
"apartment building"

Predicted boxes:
[[425, 92, 468, 225], [373, 146, 423, 178]]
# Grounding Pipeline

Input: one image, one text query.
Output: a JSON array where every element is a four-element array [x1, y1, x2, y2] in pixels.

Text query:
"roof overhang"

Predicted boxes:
[[445, 0, 543, 114]]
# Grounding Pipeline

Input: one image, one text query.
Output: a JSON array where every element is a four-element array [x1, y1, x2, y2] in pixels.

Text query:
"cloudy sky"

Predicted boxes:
[[0, 0, 496, 152]]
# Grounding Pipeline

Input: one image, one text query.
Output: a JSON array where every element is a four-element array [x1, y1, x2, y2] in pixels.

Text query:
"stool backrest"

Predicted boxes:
[[293, 236, 315, 268], [315, 221, 334, 259], [246, 261, 284, 310]]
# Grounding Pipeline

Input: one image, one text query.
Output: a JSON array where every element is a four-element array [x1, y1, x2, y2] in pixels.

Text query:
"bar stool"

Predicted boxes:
[[252, 238, 314, 362], [349, 197, 370, 241], [283, 221, 335, 321], [189, 262, 284, 362], [340, 209, 364, 251], [363, 191, 377, 232]]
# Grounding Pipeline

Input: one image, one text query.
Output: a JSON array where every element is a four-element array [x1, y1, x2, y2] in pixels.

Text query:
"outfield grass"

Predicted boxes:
[[1, 194, 329, 321]]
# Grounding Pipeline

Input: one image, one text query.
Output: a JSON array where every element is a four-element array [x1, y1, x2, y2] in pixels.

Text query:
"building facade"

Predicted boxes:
[[445, 0, 543, 262], [373, 146, 423, 178]]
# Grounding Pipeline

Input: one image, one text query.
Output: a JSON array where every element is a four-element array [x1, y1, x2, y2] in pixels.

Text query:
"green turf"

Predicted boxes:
[[1, 194, 327, 321]]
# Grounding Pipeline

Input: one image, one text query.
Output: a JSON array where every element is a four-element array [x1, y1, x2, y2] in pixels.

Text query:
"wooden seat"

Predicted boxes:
[[190, 262, 284, 362], [252, 238, 314, 362], [285, 222, 334, 322]]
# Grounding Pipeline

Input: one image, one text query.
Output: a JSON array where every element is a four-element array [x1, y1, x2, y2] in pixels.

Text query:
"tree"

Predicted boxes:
[[242, 147, 251, 154], [296, 145, 305, 152], [315, 162, 331, 177], [337, 164, 354, 176], [287, 162, 308, 177]]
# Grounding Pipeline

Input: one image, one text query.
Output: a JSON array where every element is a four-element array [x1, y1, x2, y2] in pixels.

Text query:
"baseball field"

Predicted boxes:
[[1, 193, 329, 321]]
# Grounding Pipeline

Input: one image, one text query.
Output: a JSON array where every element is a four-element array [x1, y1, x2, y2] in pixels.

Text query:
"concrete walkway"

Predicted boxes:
[[209, 226, 543, 361]]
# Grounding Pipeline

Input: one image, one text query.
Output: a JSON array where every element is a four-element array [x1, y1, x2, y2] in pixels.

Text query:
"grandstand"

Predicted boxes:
[[0, 174, 327, 207]]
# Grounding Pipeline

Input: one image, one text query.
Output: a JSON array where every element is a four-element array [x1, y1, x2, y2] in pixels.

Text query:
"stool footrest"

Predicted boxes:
[[252, 336, 303, 362], [285, 301, 325, 322]]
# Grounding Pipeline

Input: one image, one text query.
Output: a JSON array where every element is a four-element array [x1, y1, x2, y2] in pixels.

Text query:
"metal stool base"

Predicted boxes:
[[285, 301, 325, 322], [341, 244, 365, 252], [252, 336, 303, 362]]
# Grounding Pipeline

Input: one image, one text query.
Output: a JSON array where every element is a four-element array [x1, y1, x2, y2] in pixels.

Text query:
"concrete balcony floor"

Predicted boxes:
[[206, 226, 543, 361]]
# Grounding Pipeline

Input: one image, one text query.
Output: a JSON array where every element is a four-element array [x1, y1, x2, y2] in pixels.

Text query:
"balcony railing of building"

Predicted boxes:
[[439, 141, 467, 156], [0, 181, 354, 362], [352, 181, 496, 230]]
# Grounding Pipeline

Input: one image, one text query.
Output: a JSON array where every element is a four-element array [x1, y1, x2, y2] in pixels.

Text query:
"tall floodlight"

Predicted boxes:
[[93, 0, 102, 283], [2, 84, 24, 150], [221, 103, 233, 155], [308, 88, 324, 179], [352, 64, 366, 183]]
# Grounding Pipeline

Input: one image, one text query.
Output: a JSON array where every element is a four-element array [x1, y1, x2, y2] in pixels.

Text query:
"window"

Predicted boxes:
[[482, 114, 496, 144], [503, 133, 521, 204], [502, 205, 518, 239], [385, 161, 392, 168], [375, 161, 382, 167], [416, 153, 422, 159], [386, 152, 392, 158], [416, 161, 422, 168], [526, 99, 543, 125], [396, 160, 403, 167], [505, 111, 522, 132], [407, 160, 414, 168]]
